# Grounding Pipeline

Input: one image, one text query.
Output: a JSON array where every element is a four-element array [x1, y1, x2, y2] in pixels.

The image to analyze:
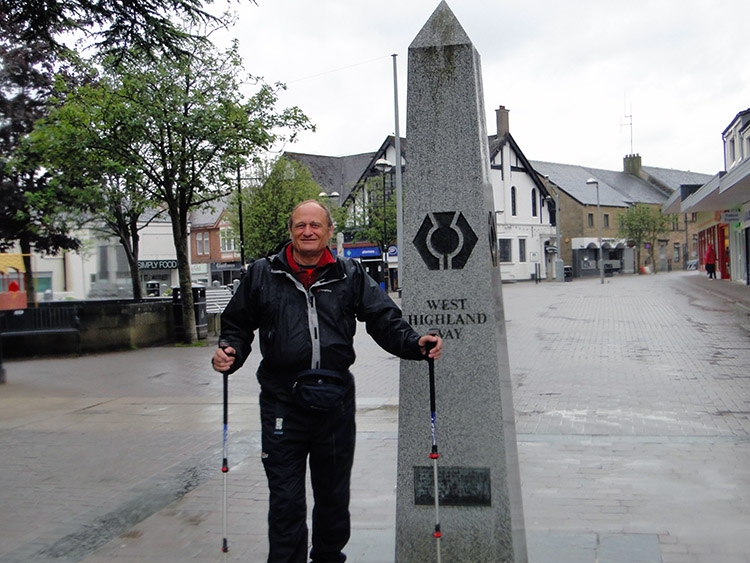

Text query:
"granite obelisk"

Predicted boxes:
[[395, 3, 527, 562]]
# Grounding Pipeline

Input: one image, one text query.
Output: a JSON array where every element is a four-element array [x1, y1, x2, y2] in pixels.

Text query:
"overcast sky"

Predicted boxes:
[[210, 0, 750, 175]]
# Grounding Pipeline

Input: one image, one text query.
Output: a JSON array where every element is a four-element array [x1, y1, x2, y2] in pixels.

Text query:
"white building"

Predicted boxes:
[[9, 217, 180, 301], [488, 106, 556, 281]]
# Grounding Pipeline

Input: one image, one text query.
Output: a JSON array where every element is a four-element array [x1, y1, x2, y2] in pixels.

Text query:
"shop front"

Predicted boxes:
[[210, 261, 243, 286], [697, 213, 730, 279], [138, 259, 178, 296]]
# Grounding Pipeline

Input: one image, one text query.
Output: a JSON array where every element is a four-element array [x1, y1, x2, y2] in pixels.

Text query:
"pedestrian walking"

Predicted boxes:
[[705, 243, 717, 279], [211, 199, 442, 563]]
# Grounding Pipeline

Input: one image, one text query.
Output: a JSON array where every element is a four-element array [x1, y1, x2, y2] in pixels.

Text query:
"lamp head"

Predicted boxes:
[[374, 158, 394, 174]]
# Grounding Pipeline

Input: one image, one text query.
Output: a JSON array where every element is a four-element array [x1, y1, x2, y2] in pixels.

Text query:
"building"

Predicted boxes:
[[534, 155, 711, 277], [664, 108, 750, 284], [189, 200, 243, 287], [1, 215, 180, 302], [283, 106, 711, 282], [489, 106, 556, 281]]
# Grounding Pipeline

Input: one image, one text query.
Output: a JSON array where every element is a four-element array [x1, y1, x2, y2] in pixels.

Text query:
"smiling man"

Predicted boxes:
[[212, 200, 442, 563]]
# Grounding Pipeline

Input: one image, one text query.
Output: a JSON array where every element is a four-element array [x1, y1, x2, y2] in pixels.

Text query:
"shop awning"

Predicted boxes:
[[0, 253, 26, 275]]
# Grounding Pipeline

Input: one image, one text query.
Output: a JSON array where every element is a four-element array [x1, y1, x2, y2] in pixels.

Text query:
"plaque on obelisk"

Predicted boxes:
[[395, 3, 527, 562]]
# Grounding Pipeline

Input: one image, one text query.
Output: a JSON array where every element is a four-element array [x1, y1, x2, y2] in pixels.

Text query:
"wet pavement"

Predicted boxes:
[[1, 270, 749, 562]]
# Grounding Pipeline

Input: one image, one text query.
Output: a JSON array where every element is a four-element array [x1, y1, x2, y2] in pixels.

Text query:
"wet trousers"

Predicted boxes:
[[260, 390, 355, 563]]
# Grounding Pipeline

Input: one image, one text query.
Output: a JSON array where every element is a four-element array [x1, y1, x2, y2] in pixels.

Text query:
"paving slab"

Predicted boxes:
[[1, 271, 750, 562]]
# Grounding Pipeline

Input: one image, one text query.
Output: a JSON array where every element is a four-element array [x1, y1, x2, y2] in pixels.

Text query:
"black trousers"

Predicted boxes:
[[260, 390, 356, 563]]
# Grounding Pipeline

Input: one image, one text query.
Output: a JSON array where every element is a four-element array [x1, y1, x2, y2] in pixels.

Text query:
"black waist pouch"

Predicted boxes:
[[292, 369, 352, 412]]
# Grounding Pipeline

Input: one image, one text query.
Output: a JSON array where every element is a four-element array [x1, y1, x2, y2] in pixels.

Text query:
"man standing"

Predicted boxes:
[[212, 200, 442, 563]]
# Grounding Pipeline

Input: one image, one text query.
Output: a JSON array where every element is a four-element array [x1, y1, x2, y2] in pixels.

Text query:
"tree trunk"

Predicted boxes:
[[173, 223, 196, 344], [128, 219, 142, 301], [128, 258, 142, 301], [19, 234, 35, 307]]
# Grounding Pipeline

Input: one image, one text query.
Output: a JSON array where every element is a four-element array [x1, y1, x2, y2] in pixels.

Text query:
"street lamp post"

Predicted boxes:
[[586, 178, 605, 284], [318, 191, 340, 249], [318, 190, 340, 210], [373, 158, 394, 292], [236, 163, 246, 269], [546, 189, 564, 282]]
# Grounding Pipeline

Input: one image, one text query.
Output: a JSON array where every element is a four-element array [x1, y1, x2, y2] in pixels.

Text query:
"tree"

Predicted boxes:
[[36, 39, 312, 341], [0, 27, 93, 305], [30, 70, 169, 302], [618, 204, 670, 273], [0, 0, 250, 60], [226, 156, 323, 259]]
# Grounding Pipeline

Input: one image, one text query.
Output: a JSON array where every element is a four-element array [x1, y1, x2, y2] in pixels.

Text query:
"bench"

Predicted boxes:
[[0, 306, 81, 383]]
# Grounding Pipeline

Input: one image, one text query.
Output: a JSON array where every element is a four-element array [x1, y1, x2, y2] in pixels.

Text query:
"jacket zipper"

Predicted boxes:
[[271, 265, 345, 371]]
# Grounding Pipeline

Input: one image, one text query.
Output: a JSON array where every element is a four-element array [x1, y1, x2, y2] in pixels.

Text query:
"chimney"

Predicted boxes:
[[495, 105, 510, 137], [623, 153, 642, 175]]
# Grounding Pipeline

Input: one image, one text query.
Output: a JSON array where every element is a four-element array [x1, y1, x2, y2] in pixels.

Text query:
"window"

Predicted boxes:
[[511, 186, 517, 216], [220, 228, 236, 253], [196, 232, 210, 255], [588, 213, 594, 227], [604, 214, 610, 228], [673, 243, 680, 263], [498, 239, 512, 263], [518, 239, 526, 262], [531, 188, 537, 217]]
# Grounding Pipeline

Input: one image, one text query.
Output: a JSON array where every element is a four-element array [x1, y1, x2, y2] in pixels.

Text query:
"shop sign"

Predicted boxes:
[[720, 211, 741, 223], [138, 259, 177, 270], [212, 261, 240, 271]]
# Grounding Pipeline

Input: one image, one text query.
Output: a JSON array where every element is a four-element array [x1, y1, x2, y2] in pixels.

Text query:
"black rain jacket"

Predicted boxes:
[[219, 243, 425, 398]]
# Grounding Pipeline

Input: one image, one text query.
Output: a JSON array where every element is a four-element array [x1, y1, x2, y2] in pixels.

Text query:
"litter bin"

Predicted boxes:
[[564, 265, 573, 282], [604, 263, 613, 277], [172, 285, 207, 340]]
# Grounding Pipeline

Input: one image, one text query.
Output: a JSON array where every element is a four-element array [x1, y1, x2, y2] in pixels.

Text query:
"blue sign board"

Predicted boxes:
[[343, 246, 382, 259]]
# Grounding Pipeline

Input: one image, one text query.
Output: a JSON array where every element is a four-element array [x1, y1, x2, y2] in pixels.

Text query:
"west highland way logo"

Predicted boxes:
[[413, 211, 478, 270]]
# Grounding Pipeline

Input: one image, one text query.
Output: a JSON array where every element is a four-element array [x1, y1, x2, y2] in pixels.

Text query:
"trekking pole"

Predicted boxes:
[[219, 342, 233, 555], [425, 329, 442, 563]]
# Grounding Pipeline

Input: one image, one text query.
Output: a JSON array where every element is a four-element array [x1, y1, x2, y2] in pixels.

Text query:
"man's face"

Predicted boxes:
[[289, 202, 333, 259]]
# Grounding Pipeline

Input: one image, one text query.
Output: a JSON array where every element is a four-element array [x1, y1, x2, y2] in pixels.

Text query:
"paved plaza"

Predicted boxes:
[[1, 270, 750, 562]]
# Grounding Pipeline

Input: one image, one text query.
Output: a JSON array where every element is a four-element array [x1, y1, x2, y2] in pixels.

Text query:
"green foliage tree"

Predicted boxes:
[[227, 156, 322, 259], [30, 66, 170, 302], [31, 39, 312, 341], [0, 0, 249, 60], [618, 203, 670, 273]]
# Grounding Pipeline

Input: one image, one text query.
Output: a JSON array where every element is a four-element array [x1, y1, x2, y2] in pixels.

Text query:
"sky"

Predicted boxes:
[[209, 0, 750, 176]]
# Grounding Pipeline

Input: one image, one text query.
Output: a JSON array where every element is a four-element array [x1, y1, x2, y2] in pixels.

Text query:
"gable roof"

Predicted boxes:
[[641, 166, 713, 193], [529, 160, 712, 209], [285, 151, 376, 203], [722, 108, 750, 136], [190, 197, 229, 228], [489, 133, 550, 199], [530, 161, 631, 207]]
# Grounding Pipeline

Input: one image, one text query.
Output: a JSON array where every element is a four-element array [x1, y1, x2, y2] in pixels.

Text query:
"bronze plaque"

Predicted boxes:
[[413, 466, 491, 506]]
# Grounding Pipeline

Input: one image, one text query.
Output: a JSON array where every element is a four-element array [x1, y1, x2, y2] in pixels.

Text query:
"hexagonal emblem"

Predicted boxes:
[[413, 211, 478, 270]]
